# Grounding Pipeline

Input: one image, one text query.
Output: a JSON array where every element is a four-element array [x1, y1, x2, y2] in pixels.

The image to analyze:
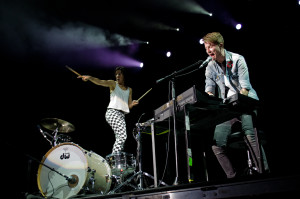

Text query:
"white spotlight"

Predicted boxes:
[[176, 28, 180, 31], [209, 13, 213, 17], [199, 38, 204, 44], [166, 51, 171, 57], [235, 23, 242, 30], [140, 63, 144, 68]]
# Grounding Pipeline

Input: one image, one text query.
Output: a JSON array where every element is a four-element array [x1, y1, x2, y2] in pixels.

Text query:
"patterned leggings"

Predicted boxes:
[[105, 109, 127, 154]]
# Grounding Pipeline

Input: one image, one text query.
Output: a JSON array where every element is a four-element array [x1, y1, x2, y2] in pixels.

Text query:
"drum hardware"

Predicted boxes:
[[87, 168, 96, 190], [37, 124, 53, 146], [111, 174, 123, 186], [37, 124, 72, 147], [105, 151, 137, 193], [38, 118, 74, 147], [52, 126, 59, 146], [134, 124, 168, 189], [86, 150, 94, 157], [40, 118, 75, 133], [106, 152, 136, 185], [108, 171, 141, 194], [107, 122, 169, 194], [57, 134, 72, 144]]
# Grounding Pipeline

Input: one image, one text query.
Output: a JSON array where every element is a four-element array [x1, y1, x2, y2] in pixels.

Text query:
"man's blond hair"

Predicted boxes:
[[203, 32, 224, 47]]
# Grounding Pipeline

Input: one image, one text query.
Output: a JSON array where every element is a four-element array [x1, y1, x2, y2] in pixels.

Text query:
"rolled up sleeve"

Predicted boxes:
[[205, 67, 216, 95], [237, 56, 251, 90]]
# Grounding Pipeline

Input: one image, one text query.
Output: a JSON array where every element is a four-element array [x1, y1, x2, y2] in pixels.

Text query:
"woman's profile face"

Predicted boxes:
[[115, 70, 124, 84]]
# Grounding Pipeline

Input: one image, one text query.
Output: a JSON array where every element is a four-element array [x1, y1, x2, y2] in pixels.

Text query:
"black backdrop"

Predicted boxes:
[[1, 0, 300, 197]]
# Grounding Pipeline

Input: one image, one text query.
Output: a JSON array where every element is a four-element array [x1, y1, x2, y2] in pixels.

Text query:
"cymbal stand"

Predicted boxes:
[[37, 125, 53, 146], [52, 127, 59, 146]]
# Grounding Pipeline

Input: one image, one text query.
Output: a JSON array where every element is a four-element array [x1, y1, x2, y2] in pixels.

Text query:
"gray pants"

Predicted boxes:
[[212, 113, 269, 178]]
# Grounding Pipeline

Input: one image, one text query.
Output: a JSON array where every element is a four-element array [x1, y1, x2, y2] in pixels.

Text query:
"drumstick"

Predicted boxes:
[[65, 65, 82, 77], [138, 88, 152, 101]]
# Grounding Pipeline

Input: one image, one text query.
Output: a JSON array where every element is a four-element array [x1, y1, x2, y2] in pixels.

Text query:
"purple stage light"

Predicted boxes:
[[83, 48, 142, 68]]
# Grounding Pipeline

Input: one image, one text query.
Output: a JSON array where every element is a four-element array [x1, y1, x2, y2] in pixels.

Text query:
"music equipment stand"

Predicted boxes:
[[108, 123, 168, 194]]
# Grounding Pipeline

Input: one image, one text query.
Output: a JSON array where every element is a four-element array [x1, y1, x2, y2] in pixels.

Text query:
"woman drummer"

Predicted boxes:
[[78, 66, 139, 154]]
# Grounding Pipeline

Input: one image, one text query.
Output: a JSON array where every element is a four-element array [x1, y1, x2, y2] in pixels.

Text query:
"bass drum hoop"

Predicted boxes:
[[37, 142, 112, 198], [37, 142, 88, 198]]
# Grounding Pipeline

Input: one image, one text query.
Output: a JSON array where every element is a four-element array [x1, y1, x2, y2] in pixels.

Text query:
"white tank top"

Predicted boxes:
[[107, 83, 130, 114]]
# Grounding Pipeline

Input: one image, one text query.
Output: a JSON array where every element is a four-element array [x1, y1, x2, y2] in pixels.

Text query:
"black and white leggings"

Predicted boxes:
[[105, 109, 127, 154]]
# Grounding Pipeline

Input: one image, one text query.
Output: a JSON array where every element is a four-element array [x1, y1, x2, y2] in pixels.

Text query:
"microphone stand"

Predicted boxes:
[[156, 59, 203, 85], [156, 71, 180, 185], [155, 59, 205, 185], [171, 77, 179, 185]]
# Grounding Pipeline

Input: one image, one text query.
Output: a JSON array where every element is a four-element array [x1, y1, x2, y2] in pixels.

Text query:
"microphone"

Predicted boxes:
[[199, 57, 212, 69]]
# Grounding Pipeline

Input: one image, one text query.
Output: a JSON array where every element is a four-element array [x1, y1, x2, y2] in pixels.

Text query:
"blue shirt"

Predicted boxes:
[[204, 49, 259, 100]]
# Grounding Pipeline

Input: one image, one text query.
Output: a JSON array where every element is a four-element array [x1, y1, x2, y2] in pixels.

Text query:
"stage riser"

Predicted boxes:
[[66, 175, 298, 199]]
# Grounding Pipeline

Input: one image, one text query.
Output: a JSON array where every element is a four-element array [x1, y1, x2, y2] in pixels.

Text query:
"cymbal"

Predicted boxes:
[[40, 118, 75, 133]]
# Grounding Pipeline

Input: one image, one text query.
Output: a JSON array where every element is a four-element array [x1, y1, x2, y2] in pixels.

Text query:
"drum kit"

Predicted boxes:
[[35, 118, 151, 199]]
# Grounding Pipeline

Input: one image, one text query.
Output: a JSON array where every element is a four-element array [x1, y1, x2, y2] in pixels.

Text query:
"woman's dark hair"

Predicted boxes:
[[115, 66, 126, 75], [115, 66, 127, 85]]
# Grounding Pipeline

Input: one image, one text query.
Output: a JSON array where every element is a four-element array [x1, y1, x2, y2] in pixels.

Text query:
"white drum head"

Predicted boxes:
[[84, 151, 112, 194], [37, 143, 88, 199]]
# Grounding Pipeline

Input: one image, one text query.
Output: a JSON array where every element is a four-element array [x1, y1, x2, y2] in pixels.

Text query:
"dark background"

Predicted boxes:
[[1, 0, 300, 197]]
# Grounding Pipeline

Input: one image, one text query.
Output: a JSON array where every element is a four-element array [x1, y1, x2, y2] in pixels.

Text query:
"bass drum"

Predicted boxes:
[[37, 143, 112, 199]]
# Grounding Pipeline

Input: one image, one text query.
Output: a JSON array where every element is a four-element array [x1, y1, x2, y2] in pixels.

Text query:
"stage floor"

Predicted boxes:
[[25, 174, 299, 199]]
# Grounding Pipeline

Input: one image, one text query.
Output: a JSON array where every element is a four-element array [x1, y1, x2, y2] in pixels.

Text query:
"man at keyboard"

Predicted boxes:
[[202, 32, 269, 179]]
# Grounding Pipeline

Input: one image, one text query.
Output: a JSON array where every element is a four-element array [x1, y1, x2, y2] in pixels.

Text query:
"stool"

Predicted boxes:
[[228, 130, 266, 175]]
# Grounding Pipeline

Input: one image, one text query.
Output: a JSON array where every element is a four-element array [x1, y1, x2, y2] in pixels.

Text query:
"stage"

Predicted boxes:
[[25, 174, 299, 199], [2, 1, 300, 199]]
